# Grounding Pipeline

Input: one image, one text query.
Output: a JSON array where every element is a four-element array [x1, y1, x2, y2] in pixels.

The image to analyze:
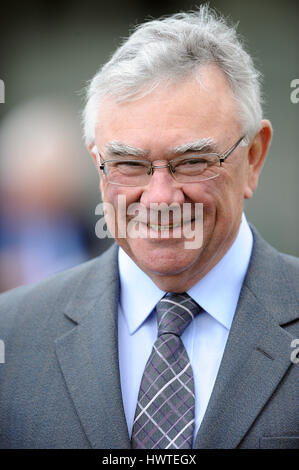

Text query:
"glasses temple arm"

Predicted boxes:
[[219, 135, 246, 162]]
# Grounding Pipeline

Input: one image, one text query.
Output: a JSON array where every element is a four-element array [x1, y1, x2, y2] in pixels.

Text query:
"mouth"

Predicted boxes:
[[146, 220, 193, 231]]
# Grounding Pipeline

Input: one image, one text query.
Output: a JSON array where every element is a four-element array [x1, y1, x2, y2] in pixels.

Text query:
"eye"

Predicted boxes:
[[116, 161, 144, 167], [171, 155, 220, 178], [183, 158, 207, 165], [108, 160, 148, 176], [173, 158, 208, 172]]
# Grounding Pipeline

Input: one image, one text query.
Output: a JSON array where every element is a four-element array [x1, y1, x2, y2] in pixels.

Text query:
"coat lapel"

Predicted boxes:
[[194, 227, 298, 448], [55, 244, 131, 449], [194, 285, 295, 448]]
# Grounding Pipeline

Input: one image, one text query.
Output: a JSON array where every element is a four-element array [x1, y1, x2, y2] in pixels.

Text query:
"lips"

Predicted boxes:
[[146, 219, 194, 231], [128, 213, 196, 226]]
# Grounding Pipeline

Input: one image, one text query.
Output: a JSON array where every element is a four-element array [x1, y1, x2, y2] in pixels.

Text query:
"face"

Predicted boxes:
[[91, 64, 271, 292]]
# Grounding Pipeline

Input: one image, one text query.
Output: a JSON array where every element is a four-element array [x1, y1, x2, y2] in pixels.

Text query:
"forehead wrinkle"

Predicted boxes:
[[105, 141, 147, 157], [171, 137, 218, 154]]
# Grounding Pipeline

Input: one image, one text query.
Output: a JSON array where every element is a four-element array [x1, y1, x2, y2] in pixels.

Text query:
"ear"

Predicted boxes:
[[88, 143, 98, 167], [88, 143, 105, 193], [243, 119, 273, 199]]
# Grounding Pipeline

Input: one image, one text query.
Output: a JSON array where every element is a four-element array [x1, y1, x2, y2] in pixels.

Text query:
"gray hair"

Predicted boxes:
[[83, 4, 263, 146]]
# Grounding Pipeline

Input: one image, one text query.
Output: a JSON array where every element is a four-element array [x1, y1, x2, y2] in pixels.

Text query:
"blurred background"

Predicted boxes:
[[0, 0, 298, 292]]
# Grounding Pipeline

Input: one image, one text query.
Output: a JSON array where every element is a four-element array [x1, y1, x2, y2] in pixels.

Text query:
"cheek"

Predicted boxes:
[[209, 165, 247, 232], [182, 169, 244, 229], [215, 162, 246, 200], [102, 182, 143, 210], [182, 180, 223, 213]]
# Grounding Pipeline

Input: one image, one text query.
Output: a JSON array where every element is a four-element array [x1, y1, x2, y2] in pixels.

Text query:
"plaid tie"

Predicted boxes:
[[131, 292, 201, 449]]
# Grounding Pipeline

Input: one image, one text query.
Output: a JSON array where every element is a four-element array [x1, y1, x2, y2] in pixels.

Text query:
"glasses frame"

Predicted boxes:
[[96, 135, 246, 186]]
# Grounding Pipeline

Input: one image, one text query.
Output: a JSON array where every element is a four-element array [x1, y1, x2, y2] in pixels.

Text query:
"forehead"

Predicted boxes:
[[95, 64, 240, 153]]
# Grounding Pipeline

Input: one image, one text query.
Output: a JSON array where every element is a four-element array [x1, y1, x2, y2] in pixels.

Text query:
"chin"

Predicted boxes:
[[131, 243, 200, 276]]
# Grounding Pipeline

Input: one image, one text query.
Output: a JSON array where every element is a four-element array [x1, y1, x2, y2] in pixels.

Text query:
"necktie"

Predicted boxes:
[[131, 292, 201, 449]]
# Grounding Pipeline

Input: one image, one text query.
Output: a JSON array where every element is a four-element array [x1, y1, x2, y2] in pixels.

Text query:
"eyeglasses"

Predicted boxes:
[[96, 135, 246, 187]]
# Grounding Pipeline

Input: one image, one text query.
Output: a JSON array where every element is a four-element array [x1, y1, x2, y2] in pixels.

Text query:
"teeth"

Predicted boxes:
[[145, 219, 194, 231], [147, 224, 181, 231]]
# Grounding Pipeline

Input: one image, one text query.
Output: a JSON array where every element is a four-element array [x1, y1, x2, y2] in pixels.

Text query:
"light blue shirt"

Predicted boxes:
[[118, 213, 253, 444]]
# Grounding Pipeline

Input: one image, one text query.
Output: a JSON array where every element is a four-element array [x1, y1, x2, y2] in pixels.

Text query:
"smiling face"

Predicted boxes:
[[90, 64, 272, 292]]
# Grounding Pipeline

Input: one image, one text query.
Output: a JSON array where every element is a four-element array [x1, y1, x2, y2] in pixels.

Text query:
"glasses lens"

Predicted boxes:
[[105, 160, 150, 186], [172, 154, 220, 183], [103, 155, 221, 186]]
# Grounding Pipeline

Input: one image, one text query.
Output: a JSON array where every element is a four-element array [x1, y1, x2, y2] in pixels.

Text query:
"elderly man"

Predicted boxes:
[[0, 6, 298, 449]]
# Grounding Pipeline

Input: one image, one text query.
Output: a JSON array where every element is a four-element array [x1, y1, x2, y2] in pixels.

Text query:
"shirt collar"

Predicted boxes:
[[118, 213, 253, 334], [118, 249, 165, 335], [188, 213, 253, 329]]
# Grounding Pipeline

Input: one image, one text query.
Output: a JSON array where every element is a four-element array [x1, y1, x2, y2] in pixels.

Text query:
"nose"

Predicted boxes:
[[140, 164, 185, 208]]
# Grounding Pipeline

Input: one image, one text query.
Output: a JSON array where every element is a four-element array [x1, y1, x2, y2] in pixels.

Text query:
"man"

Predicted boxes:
[[0, 5, 298, 449]]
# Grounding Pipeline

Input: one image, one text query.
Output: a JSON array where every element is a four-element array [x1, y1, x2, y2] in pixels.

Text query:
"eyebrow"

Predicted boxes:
[[105, 141, 147, 157], [172, 138, 218, 155], [104, 137, 218, 159]]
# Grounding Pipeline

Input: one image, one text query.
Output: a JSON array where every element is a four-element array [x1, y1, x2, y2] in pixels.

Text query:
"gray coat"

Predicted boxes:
[[0, 226, 298, 449]]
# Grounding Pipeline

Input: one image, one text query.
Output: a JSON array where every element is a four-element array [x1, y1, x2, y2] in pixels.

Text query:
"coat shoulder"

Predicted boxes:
[[0, 244, 118, 338], [248, 226, 299, 324]]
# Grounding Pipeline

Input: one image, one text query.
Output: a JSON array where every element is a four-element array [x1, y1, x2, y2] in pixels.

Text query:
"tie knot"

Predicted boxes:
[[156, 292, 201, 337]]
